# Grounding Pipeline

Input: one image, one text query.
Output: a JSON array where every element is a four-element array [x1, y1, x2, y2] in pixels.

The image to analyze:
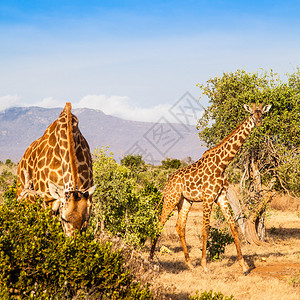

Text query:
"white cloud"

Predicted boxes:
[[74, 94, 174, 123], [0, 95, 21, 111], [0, 95, 62, 111], [0, 93, 201, 125], [33, 97, 62, 108]]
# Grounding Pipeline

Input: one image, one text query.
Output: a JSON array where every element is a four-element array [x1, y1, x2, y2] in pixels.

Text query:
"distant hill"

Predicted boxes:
[[0, 106, 207, 164]]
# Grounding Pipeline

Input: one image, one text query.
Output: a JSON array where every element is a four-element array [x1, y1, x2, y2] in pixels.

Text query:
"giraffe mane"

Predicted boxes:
[[64, 102, 79, 188]]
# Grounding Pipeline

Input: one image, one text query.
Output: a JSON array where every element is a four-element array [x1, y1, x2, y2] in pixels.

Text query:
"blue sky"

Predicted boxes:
[[1, 1, 300, 121]]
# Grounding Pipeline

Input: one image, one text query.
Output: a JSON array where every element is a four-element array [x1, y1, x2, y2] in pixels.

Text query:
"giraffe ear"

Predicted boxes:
[[87, 184, 97, 196], [262, 104, 272, 114], [243, 104, 253, 114], [48, 181, 64, 200], [82, 185, 97, 201]]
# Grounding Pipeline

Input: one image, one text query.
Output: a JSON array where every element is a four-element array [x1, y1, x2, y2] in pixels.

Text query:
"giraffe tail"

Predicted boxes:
[[65, 102, 79, 188], [155, 194, 164, 211]]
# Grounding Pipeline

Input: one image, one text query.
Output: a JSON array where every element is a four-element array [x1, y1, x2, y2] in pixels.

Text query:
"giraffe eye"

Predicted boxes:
[[73, 192, 79, 199]]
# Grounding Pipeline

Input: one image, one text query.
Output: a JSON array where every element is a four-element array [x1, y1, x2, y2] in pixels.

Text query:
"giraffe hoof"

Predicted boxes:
[[239, 259, 249, 274], [242, 263, 251, 275], [201, 265, 208, 273], [186, 262, 194, 270], [243, 267, 251, 275]]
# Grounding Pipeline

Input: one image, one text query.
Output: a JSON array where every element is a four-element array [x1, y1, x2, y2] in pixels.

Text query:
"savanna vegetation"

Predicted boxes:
[[0, 150, 185, 299], [0, 69, 299, 299], [0, 159, 17, 196]]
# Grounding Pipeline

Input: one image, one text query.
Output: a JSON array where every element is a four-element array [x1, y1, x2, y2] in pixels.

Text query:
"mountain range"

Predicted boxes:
[[0, 106, 207, 164]]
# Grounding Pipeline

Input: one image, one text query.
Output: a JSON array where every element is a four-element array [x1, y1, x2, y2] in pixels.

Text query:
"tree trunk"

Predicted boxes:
[[227, 172, 276, 245], [244, 176, 276, 244], [227, 186, 246, 236], [249, 154, 265, 243], [226, 185, 262, 245]]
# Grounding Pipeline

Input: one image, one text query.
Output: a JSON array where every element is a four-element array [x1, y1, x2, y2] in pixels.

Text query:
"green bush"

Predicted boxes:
[[92, 147, 161, 246], [0, 196, 152, 299], [206, 227, 234, 261], [120, 154, 146, 172], [161, 158, 181, 169], [189, 290, 236, 300], [5, 159, 13, 167], [2, 178, 18, 205], [138, 166, 171, 191]]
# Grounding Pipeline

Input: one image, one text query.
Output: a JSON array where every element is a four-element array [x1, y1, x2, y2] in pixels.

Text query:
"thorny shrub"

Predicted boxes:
[[206, 227, 234, 261], [0, 191, 152, 299], [189, 290, 236, 300]]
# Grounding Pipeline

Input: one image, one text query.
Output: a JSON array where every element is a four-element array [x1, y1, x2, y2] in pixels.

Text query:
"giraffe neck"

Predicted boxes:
[[213, 116, 255, 168]]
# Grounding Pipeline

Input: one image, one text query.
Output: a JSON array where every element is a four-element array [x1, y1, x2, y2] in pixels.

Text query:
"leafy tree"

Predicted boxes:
[[197, 69, 300, 242], [92, 147, 161, 246], [121, 154, 146, 172], [5, 158, 13, 166], [161, 158, 182, 169]]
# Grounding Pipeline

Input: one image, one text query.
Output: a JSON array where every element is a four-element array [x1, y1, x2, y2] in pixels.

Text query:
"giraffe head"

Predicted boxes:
[[243, 103, 271, 126], [49, 181, 96, 237]]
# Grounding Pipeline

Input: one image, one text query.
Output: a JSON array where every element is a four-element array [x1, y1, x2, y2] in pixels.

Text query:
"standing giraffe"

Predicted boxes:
[[149, 103, 271, 273], [17, 103, 96, 237]]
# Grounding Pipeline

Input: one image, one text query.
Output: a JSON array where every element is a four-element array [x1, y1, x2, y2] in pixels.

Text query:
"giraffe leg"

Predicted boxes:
[[149, 193, 181, 261], [216, 188, 249, 274], [201, 200, 214, 272], [149, 234, 160, 261], [176, 198, 193, 269]]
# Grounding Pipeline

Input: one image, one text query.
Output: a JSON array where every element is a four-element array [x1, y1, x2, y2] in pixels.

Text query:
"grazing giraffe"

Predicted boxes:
[[149, 103, 271, 273], [17, 103, 96, 237]]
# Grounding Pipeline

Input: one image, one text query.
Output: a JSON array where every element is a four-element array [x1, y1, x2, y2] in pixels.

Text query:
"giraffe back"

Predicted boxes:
[[163, 151, 225, 203]]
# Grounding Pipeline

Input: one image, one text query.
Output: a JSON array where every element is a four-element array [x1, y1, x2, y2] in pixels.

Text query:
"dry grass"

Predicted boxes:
[[144, 203, 300, 299], [95, 231, 174, 299], [0, 163, 17, 199], [270, 193, 300, 212], [0, 163, 17, 175]]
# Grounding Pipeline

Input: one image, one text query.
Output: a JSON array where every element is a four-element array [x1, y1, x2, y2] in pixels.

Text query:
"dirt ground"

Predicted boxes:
[[146, 203, 300, 300]]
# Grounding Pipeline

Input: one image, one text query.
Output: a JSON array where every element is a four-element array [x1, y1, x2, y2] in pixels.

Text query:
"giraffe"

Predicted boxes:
[[17, 102, 96, 237], [149, 103, 271, 273]]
